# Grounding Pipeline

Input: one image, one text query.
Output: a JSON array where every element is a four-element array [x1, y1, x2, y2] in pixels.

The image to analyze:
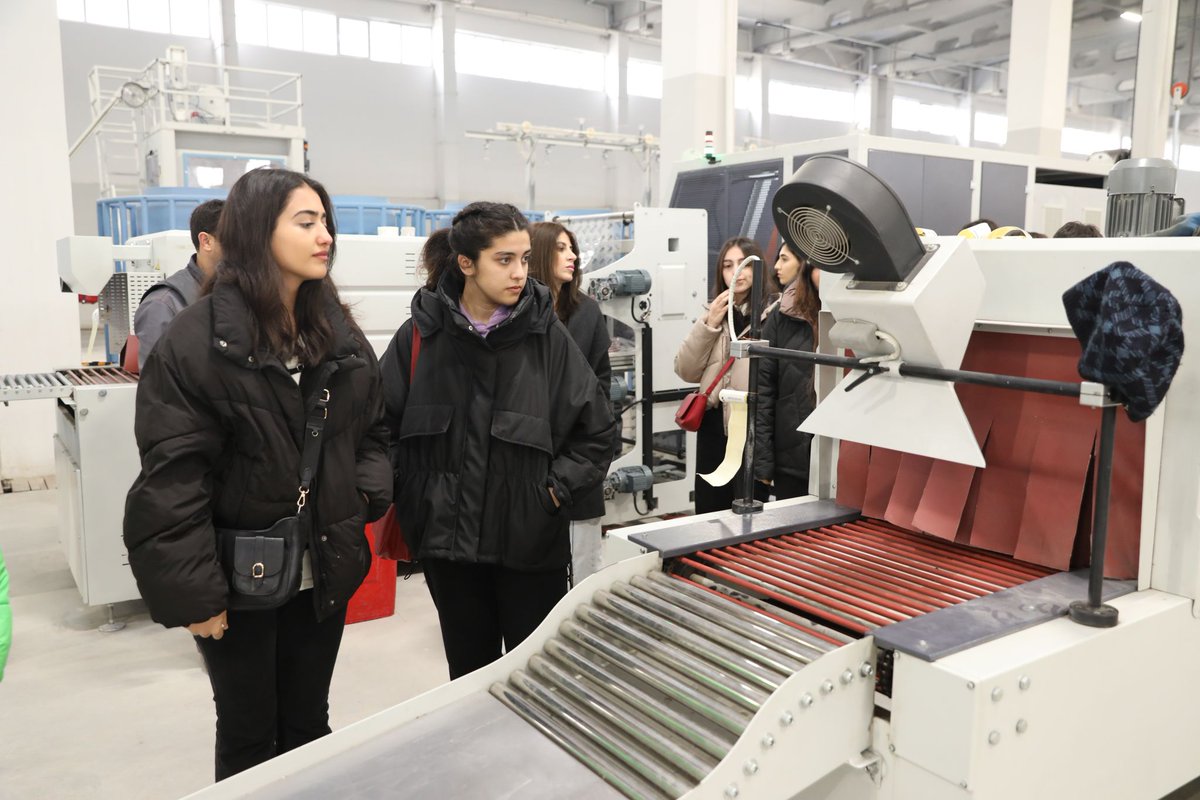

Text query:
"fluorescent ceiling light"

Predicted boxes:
[[1120, 11, 1142, 22]]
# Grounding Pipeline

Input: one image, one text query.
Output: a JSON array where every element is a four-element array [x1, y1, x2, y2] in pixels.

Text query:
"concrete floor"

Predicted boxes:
[[0, 488, 450, 800]]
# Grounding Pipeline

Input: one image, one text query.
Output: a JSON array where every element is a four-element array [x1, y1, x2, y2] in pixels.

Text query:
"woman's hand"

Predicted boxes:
[[548, 487, 561, 508], [705, 290, 731, 328], [188, 610, 229, 640]]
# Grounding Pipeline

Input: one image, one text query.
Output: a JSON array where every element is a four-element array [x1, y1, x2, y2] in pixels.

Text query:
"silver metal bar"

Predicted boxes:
[[593, 590, 790, 691], [611, 581, 811, 675], [686, 574, 856, 646], [638, 575, 835, 662], [528, 654, 716, 783], [559, 619, 753, 735], [489, 682, 669, 800], [543, 638, 736, 760], [508, 670, 694, 798], [575, 605, 771, 710], [693, 560, 878, 630], [640, 572, 835, 661]]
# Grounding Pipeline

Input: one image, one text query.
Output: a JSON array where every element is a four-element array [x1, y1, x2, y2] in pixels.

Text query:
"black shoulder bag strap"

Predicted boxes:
[[296, 371, 336, 515]]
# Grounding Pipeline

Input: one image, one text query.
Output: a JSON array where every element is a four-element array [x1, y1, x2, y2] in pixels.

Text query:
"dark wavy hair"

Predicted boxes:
[[713, 236, 777, 299], [421, 202, 529, 291], [212, 167, 352, 364], [779, 242, 820, 332], [528, 221, 582, 322]]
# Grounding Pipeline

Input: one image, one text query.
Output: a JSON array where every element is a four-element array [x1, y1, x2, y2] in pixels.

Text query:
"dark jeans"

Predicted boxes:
[[694, 407, 769, 513], [423, 558, 569, 680], [195, 590, 346, 781]]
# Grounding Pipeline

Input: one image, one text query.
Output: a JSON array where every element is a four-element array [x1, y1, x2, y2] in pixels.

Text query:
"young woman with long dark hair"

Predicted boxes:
[[674, 236, 777, 513], [123, 168, 392, 780], [382, 203, 615, 679], [755, 243, 820, 500], [528, 221, 614, 584]]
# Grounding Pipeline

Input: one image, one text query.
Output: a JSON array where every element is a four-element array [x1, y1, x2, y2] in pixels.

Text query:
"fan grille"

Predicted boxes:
[[787, 206, 854, 267]]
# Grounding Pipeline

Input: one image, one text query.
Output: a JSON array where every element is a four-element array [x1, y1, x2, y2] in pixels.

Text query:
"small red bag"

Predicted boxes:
[[674, 357, 736, 432], [376, 326, 421, 563]]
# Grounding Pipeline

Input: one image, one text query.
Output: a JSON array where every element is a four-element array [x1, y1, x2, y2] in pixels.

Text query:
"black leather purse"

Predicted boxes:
[[216, 381, 332, 611]]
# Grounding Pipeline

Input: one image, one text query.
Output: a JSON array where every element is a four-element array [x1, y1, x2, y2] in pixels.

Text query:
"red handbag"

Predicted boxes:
[[376, 326, 421, 563], [675, 357, 736, 432]]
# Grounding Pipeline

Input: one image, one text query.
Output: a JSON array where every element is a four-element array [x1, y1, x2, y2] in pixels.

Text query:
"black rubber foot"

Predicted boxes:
[[1068, 601, 1119, 628], [732, 498, 764, 515]]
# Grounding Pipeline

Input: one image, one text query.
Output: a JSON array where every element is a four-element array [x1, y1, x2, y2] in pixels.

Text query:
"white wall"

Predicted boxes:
[[0, 4, 87, 478]]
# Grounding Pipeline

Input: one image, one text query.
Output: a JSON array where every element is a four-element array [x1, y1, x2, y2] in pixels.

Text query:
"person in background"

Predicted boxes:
[[755, 243, 820, 500], [1054, 221, 1103, 238], [132, 199, 224, 370], [675, 236, 777, 514], [0, 546, 10, 681], [528, 221, 614, 585], [382, 203, 615, 679], [123, 168, 392, 780]]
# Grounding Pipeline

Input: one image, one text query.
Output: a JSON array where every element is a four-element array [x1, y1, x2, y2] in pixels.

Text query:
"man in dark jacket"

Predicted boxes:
[[132, 199, 223, 370], [382, 267, 616, 678]]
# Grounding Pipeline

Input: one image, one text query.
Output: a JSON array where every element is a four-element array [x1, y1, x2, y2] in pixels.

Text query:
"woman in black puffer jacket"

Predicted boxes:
[[381, 203, 616, 680], [123, 168, 392, 781], [755, 243, 820, 500]]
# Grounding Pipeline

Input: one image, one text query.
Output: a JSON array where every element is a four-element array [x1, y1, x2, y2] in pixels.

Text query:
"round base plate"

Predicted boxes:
[[1068, 601, 1119, 628]]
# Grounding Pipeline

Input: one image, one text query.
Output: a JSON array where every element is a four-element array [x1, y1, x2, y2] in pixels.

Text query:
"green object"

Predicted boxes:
[[0, 547, 10, 681]]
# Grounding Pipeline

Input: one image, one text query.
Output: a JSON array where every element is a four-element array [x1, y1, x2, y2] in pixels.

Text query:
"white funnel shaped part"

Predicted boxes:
[[801, 371, 984, 467]]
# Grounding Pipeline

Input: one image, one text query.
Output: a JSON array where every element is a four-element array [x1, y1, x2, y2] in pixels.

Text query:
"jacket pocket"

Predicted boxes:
[[490, 410, 553, 481], [497, 480, 570, 570], [397, 404, 456, 470]]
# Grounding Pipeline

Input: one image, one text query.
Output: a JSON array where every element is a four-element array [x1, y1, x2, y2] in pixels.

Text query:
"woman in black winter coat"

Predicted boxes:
[[755, 243, 820, 500], [381, 203, 616, 680], [528, 221, 614, 585], [123, 168, 392, 781]]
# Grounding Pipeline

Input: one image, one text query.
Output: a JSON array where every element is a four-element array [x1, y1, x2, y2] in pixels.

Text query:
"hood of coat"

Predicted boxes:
[[209, 280, 366, 368], [411, 270, 557, 346]]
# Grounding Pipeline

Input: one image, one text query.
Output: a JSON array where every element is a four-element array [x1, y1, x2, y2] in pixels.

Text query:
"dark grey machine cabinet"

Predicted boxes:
[[979, 162, 1029, 230], [865, 150, 974, 234]]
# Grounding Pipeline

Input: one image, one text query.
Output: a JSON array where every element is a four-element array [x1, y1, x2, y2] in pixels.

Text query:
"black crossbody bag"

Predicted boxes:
[[216, 381, 332, 611]]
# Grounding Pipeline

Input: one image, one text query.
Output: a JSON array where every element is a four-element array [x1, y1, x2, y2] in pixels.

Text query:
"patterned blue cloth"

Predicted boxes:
[[1062, 262, 1184, 422]]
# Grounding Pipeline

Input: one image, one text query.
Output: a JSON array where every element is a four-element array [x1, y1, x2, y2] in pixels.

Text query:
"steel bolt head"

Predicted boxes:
[[966, 681, 976, 690], [988, 730, 1001, 745], [743, 759, 759, 776], [779, 711, 793, 727], [1019, 675, 1031, 691], [820, 679, 835, 695], [991, 687, 1003, 702], [724, 785, 740, 799], [888, 744, 896, 753], [800, 693, 814, 709], [99, 389, 107, 398], [1016, 719, 1028, 734], [860, 663, 875, 678], [841, 669, 854, 685], [761, 734, 775, 749], [79, 408, 89, 417]]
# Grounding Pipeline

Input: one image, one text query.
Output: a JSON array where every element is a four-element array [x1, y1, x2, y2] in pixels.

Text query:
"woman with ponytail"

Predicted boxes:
[[381, 203, 616, 678]]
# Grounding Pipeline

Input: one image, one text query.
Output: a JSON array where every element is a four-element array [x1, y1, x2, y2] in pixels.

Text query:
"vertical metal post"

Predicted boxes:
[[641, 324, 657, 513], [732, 259, 764, 516], [1069, 403, 1120, 628]]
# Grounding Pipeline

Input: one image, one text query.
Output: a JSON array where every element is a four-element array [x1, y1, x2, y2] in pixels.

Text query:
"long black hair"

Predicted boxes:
[[421, 202, 529, 290], [528, 221, 582, 322], [213, 167, 351, 365]]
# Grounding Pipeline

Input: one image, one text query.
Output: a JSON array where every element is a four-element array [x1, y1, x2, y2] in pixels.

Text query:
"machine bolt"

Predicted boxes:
[[761, 734, 775, 749], [888, 744, 896, 753], [743, 759, 759, 776], [779, 711, 794, 727], [98, 389, 107, 398], [1016, 719, 1028, 734], [724, 785, 740, 799], [841, 669, 854, 685], [960, 782, 969, 789], [860, 663, 875, 678], [966, 681, 975, 690], [1019, 676, 1031, 691], [800, 693, 814, 709], [79, 408, 89, 417], [895, 282, 908, 290], [988, 731, 1001, 745], [820, 680, 835, 695], [991, 687, 1003, 702]]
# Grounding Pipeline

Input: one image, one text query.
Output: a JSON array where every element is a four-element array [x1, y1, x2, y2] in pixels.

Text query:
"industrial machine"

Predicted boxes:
[[1104, 157, 1184, 236], [179, 157, 1200, 800]]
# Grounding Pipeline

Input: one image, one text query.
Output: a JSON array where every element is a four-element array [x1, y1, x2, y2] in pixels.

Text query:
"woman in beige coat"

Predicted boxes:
[[674, 236, 776, 513]]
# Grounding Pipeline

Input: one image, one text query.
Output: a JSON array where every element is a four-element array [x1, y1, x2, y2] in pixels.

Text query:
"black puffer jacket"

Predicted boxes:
[[563, 295, 614, 520], [381, 274, 616, 571], [123, 282, 392, 628], [754, 283, 817, 486]]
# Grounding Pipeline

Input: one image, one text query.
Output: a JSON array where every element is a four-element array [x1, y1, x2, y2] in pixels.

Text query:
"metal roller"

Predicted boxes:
[[489, 680, 672, 800], [679, 573, 855, 648], [542, 638, 737, 759], [506, 669, 695, 798]]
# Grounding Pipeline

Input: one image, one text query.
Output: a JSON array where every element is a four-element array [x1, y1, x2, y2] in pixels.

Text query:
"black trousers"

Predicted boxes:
[[694, 407, 769, 513], [195, 590, 346, 781], [423, 558, 569, 680], [774, 473, 810, 501]]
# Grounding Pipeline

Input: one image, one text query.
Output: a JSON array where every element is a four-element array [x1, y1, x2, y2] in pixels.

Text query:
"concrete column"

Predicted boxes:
[[1005, 0, 1072, 157], [433, 4, 460, 206], [218, 0, 238, 68], [748, 55, 770, 145], [604, 33, 629, 208], [870, 73, 895, 137], [0, 3, 84, 477], [1130, 0, 1180, 158], [660, 0, 738, 198]]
